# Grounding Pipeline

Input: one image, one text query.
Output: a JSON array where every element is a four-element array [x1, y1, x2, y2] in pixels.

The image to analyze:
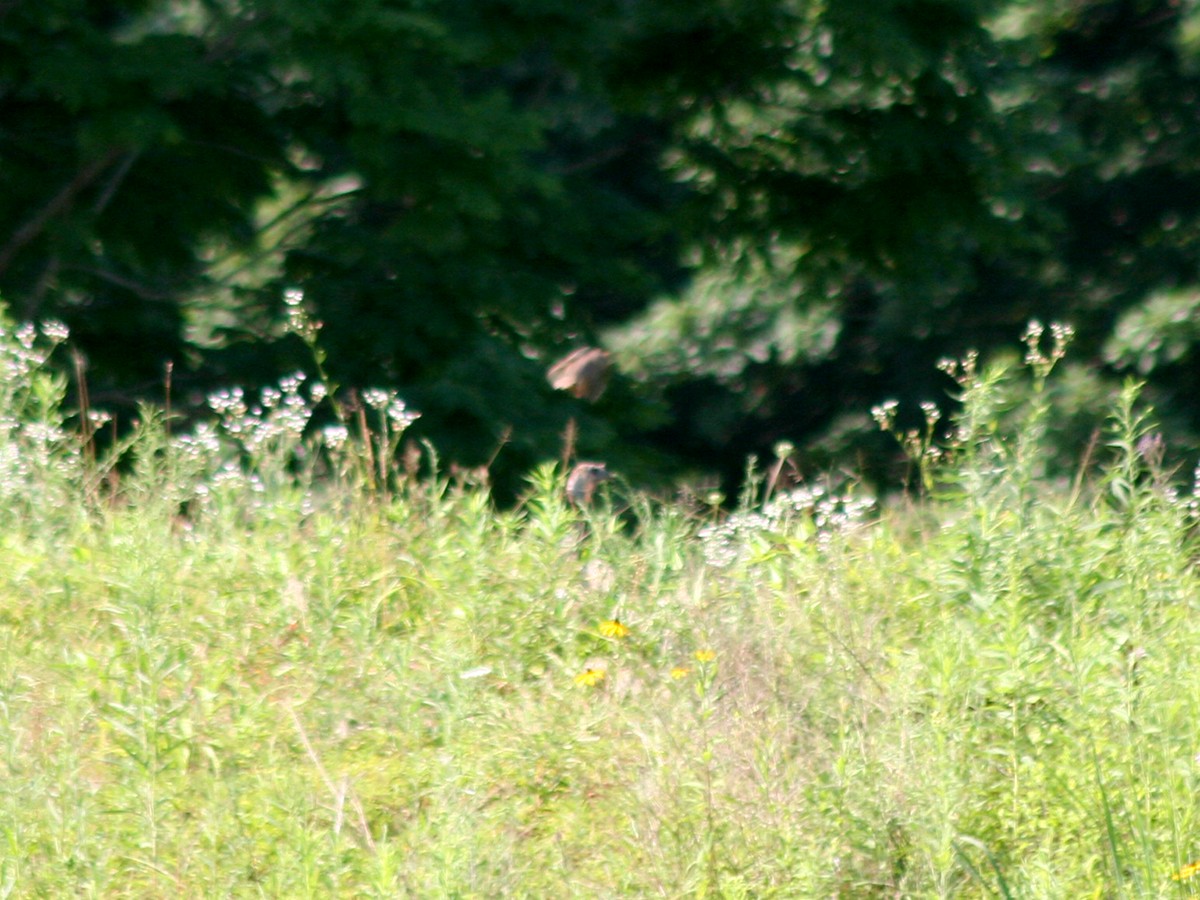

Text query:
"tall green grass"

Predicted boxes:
[[0, 310, 1199, 897]]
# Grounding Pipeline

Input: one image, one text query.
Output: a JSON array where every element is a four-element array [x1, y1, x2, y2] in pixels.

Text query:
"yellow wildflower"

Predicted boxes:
[[1172, 860, 1200, 882], [573, 667, 606, 687], [599, 618, 630, 639], [669, 666, 691, 680], [694, 649, 716, 663]]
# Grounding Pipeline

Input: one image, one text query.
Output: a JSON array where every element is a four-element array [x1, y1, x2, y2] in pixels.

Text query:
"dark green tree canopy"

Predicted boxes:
[[3, 0, 1200, 492]]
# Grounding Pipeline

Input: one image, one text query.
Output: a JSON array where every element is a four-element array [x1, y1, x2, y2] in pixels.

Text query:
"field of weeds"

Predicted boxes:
[[1, 316, 1198, 897]]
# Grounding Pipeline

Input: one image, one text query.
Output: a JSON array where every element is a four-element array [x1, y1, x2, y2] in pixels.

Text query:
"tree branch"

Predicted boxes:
[[0, 148, 125, 276], [70, 264, 177, 302], [92, 150, 140, 215]]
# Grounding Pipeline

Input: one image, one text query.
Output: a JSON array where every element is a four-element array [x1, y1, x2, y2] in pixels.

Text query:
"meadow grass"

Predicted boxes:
[[1, 315, 1200, 897]]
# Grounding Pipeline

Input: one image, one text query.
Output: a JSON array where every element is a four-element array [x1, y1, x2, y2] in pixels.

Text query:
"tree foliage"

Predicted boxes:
[[2, 0, 1200, 492]]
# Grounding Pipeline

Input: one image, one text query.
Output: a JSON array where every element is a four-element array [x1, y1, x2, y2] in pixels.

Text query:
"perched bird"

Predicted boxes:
[[566, 461, 611, 506], [547, 347, 612, 402]]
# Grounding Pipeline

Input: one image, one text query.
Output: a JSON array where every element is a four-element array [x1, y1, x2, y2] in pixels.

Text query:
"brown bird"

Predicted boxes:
[[547, 347, 612, 402], [566, 462, 612, 506]]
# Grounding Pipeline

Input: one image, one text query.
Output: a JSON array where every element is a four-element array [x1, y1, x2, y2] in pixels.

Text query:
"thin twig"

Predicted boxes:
[[560, 416, 578, 471], [351, 391, 377, 492], [287, 704, 378, 852], [92, 150, 140, 215], [1070, 427, 1102, 508], [70, 264, 176, 301], [73, 349, 97, 506], [486, 425, 512, 471], [164, 361, 173, 441], [0, 148, 124, 275]]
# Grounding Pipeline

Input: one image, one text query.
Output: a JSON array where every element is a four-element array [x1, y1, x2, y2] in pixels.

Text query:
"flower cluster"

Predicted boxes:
[[598, 619, 630, 639], [573, 619, 632, 688], [0, 318, 68, 383], [282, 287, 321, 343], [1022, 319, 1074, 370], [363, 387, 421, 431], [207, 372, 317, 456], [699, 482, 875, 567], [0, 317, 78, 503], [1172, 860, 1200, 882], [573, 667, 606, 687]]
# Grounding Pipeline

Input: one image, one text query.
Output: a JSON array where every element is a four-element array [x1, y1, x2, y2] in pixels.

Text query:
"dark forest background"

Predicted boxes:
[[4, 0, 1200, 497]]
